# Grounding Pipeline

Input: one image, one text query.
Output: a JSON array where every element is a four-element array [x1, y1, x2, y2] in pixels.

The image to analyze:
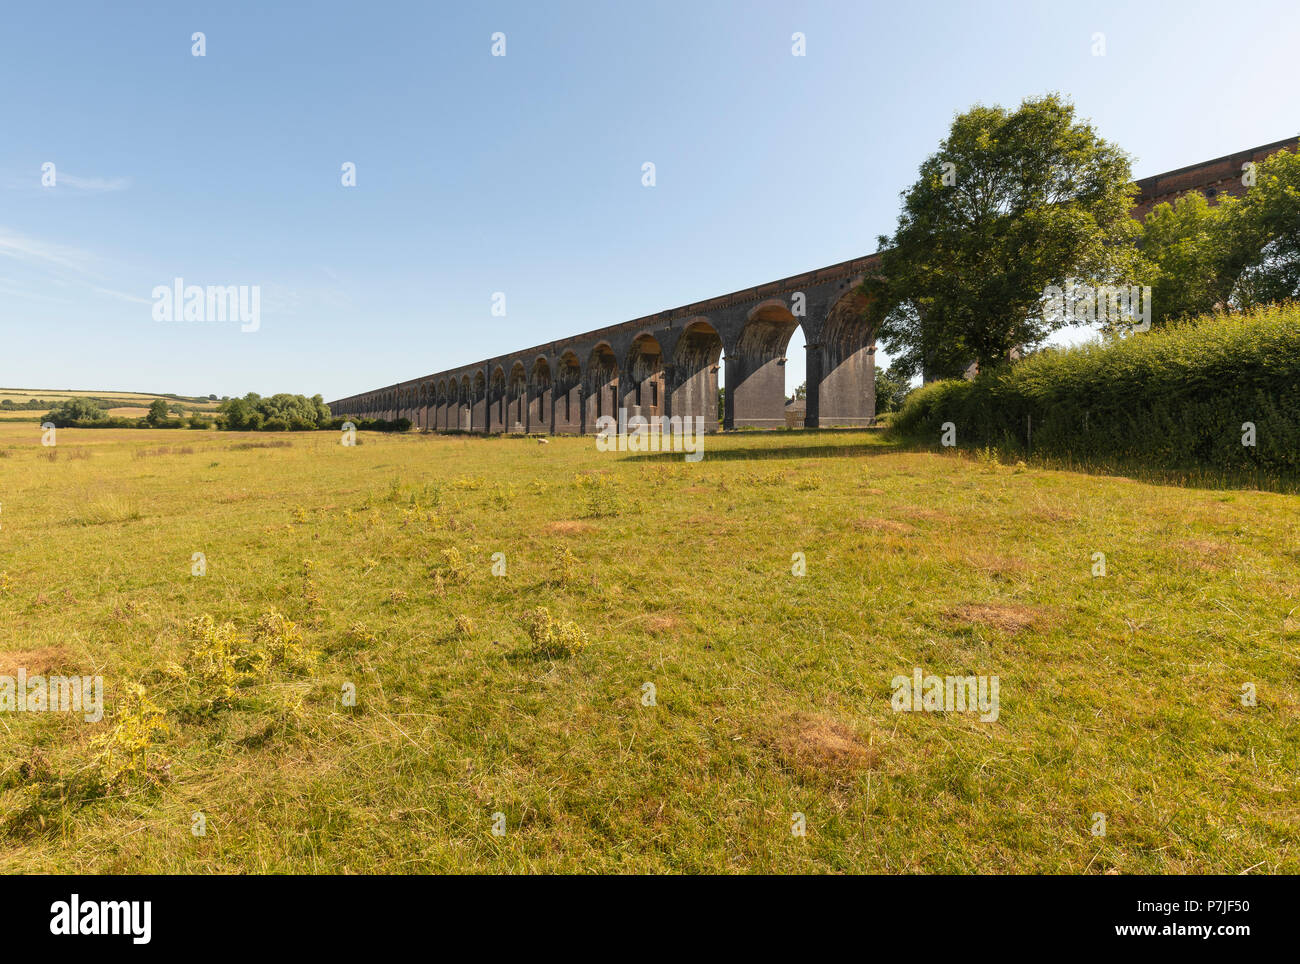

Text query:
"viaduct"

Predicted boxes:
[[329, 137, 1297, 434]]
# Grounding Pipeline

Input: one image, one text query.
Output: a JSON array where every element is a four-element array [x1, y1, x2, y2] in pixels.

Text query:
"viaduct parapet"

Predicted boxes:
[[330, 137, 1297, 434]]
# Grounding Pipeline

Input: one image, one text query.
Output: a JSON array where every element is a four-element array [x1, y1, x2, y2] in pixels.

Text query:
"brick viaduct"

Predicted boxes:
[[329, 137, 1297, 434]]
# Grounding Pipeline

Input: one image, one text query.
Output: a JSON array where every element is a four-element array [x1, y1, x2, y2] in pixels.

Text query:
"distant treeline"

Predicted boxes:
[[40, 393, 409, 433]]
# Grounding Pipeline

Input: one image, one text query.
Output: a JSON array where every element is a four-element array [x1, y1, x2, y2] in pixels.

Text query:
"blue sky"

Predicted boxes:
[[1, 0, 1296, 401]]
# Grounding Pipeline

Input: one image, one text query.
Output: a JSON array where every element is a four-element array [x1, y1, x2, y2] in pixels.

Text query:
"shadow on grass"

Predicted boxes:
[[620, 429, 902, 463], [620, 427, 1300, 492], [886, 433, 1300, 495]]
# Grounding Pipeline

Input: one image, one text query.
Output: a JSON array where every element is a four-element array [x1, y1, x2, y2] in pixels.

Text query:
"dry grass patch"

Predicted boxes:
[[768, 712, 879, 780], [893, 505, 958, 524], [548, 520, 596, 535], [643, 615, 678, 636], [1177, 539, 1233, 570], [853, 517, 915, 534], [0, 646, 75, 676], [961, 553, 1030, 579], [945, 601, 1047, 634]]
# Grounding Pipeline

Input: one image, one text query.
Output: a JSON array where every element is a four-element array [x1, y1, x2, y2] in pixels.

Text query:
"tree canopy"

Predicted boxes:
[[1139, 146, 1300, 326], [42, 397, 108, 426], [865, 94, 1143, 379], [219, 393, 332, 431]]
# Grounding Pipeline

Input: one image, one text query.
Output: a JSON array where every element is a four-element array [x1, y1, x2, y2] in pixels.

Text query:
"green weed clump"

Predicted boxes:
[[94, 684, 169, 788], [549, 544, 579, 587], [184, 609, 314, 709], [523, 607, 589, 657], [439, 547, 471, 582], [573, 472, 620, 517]]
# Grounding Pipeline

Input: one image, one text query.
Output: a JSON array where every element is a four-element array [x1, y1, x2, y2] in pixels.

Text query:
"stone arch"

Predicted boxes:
[[459, 375, 472, 431], [489, 365, 507, 433], [471, 370, 487, 432], [436, 379, 448, 430], [507, 361, 527, 433], [813, 284, 875, 426], [729, 299, 806, 429], [624, 332, 664, 418], [529, 356, 552, 433], [670, 318, 723, 431], [555, 350, 582, 434], [584, 342, 619, 431]]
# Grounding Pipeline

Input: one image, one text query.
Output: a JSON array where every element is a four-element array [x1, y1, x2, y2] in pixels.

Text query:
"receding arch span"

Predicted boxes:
[[435, 379, 448, 430], [624, 333, 664, 417], [471, 371, 487, 432], [814, 285, 875, 427], [585, 343, 618, 430], [555, 350, 582, 434], [506, 361, 527, 433], [529, 357, 552, 433], [457, 375, 472, 431], [489, 366, 507, 433], [730, 299, 804, 429], [671, 319, 723, 431]]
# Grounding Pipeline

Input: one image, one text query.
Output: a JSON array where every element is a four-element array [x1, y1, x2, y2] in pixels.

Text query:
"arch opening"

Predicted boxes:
[[584, 343, 618, 432], [529, 357, 552, 433], [816, 286, 876, 427], [458, 375, 472, 431], [489, 366, 507, 433], [471, 371, 487, 432], [624, 334, 664, 418], [670, 320, 723, 432], [730, 300, 804, 429], [555, 351, 582, 434]]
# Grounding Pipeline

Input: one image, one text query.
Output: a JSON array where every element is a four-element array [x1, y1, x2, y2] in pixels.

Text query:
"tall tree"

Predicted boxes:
[[1138, 190, 1235, 326], [865, 95, 1144, 378], [1139, 145, 1299, 323], [1224, 146, 1300, 309]]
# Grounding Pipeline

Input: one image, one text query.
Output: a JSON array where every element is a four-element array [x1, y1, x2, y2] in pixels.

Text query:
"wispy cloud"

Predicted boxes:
[[0, 226, 100, 276], [0, 228, 142, 306], [91, 285, 151, 305], [2, 169, 131, 193], [57, 172, 132, 193]]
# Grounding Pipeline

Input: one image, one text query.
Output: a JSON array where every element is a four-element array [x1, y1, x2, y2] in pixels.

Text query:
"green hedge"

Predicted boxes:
[[891, 303, 1300, 472]]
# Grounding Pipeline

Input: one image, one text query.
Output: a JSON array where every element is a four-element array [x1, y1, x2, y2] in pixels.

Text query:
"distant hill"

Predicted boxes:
[[0, 387, 223, 420]]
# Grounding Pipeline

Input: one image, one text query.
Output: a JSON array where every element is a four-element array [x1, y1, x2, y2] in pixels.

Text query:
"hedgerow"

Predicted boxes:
[[891, 303, 1300, 473]]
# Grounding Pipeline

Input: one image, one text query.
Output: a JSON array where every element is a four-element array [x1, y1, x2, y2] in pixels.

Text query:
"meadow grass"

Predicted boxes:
[[0, 421, 1296, 873]]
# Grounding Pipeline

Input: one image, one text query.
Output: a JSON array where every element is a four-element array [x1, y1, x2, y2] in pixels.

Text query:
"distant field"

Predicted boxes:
[[0, 423, 1295, 873], [0, 388, 221, 421]]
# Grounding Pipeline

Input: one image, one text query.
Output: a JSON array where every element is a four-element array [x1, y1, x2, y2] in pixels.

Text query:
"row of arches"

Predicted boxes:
[[344, 323, 719, 434], [334, 287, 877, 432]]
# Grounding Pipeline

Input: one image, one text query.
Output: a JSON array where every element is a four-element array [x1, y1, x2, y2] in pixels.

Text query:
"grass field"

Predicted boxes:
[[0, 421, 1296, 873]]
